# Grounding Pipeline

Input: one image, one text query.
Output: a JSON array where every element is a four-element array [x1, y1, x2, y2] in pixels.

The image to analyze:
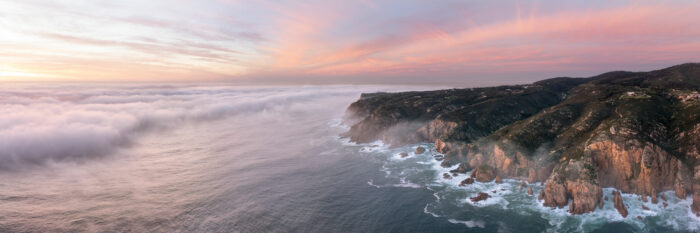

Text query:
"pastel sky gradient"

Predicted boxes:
[[1, 0, 699, 84]]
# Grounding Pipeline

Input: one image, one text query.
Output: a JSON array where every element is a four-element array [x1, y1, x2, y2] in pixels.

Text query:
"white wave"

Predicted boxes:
[[447, 218, 486, 228], [393, 177, 421, 188], [348, 139, 700, 232], [424, 204, 441, 217], [367, 179, 381, 188]]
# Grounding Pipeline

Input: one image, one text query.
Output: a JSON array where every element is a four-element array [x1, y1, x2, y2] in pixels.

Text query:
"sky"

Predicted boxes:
[[0, 0, 699, 85]]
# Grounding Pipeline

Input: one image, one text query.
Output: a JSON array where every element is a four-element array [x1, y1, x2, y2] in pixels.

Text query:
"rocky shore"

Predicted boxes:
[[343, 63, 700, 216]]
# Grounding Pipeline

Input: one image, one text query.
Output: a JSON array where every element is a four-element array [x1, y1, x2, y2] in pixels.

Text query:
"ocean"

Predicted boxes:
[[0, 84, 698, 232]]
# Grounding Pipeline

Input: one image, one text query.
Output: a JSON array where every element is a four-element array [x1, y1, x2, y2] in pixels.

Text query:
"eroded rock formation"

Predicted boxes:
[[344, 63, 700, 215]]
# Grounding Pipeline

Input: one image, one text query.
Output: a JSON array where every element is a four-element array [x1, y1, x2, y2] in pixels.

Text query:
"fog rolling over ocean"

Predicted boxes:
[[0, 84, 698, 233]]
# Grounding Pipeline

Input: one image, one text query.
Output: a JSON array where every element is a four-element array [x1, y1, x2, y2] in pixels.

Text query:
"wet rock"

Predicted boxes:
[[399, 152, 409, 158], [692, 164, 700, 215], [598, 196, 604, 209], [637, 216, 643, 220], [443, 173, 452, 180], [449, 163, 470, 174], [604, 196, 608, 201], [520, 180, 527, 191], [459, 178, 474, 186], [495, 175, 503, 184], [492, 190, 497, 194], [641, 205, 649, 210], [415, 146, 426, 154], [538, 191, 545, 201], [527, 186, 533, 196], [470, 192, 491, 203], [434, 154, 444, 161], [470, 165, 496, 182], [641, 194, 648, 203], [663, 202, 668, 208], [613, 191, 628, 218], [651, 192, 658, 204], [451, 172, 458, 177], [543, 158, 603, 215], [660, 193, 667, 202]]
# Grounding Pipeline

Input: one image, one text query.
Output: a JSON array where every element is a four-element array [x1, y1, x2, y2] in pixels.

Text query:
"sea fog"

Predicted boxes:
[[0, 84, 697, 233]]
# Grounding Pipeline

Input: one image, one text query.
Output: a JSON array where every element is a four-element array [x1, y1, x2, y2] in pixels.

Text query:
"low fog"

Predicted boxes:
[[0, 84, 430, 170]]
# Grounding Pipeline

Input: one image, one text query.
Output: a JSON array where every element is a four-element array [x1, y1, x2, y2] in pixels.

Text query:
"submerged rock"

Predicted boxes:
[[414, 146, 426, 154], [443, 173, 452, 180], [642, 205, 650, 210], [613, 191, 628, 218], [470, 192, 491, 203], [434, 154, 444, 161]]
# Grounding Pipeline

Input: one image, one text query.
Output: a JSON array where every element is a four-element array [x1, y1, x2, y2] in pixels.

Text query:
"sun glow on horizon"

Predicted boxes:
[[0, 0, 699, 84]]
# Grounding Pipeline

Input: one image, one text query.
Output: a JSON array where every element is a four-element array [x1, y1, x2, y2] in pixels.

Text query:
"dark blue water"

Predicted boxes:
[[0, 85, 697, 232]]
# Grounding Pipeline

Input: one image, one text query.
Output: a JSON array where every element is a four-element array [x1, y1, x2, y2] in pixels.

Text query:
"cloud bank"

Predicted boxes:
[[0, 84, 400, 170]]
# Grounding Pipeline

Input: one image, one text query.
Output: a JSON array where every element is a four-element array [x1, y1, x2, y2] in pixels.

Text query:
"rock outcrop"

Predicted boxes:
[[613, 191, 628, 218], [460, 178, 474, 186], [470, 192, 491, 203], [471, 165, 496, 182], [344, 63, 700, 215]]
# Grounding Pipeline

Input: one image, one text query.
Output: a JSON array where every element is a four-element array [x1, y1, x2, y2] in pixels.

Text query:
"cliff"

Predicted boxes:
[[343, 63, 700, 216]]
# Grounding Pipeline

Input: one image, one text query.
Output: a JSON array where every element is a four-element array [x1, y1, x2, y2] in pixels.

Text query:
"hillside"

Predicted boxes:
[[343, 63, 700, 215]]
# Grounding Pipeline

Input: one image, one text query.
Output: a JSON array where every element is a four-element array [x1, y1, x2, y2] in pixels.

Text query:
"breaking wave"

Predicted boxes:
[[340, 137, 700, 232]]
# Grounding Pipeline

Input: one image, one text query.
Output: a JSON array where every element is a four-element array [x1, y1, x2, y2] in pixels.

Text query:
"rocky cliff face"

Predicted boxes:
[[343, 63, 700, 216]]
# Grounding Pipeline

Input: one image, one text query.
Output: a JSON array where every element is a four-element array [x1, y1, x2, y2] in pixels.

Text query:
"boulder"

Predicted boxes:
[[399, 152, 409, 158], [613, 191, 628, 218], [470, 165, 496, 182], [450, 163, 470, 174], [470, 192, 491, 203], [414, 146, 426, 154], [459, 178, 474, 186]]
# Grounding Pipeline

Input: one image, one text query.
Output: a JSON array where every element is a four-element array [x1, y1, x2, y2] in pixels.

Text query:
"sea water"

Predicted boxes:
[[0, 84, 697, 232]]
